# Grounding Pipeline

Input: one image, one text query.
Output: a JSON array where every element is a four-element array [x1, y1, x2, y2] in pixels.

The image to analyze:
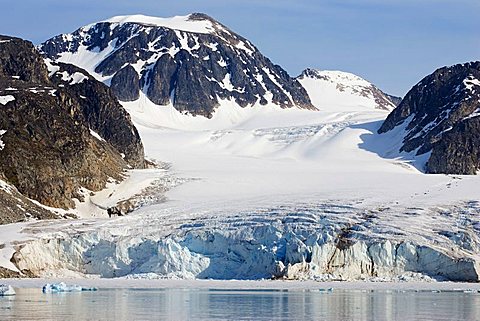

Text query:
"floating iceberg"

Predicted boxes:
[[42, 282, 97, 293], [0, 284, 15, 296]]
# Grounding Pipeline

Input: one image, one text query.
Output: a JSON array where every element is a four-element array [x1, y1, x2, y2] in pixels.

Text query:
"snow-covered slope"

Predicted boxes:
[[297, 68, 398, 112]]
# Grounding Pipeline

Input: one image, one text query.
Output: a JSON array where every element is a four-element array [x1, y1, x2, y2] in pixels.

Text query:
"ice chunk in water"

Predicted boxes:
[[0, 284, 15, 296], [42, 282, 97, 293]]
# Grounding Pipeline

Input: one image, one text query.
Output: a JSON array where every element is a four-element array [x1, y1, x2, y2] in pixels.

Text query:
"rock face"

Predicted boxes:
[[379, 62, 480, 174], [110, 65, 140, 101], [385, 94, 402, 107], [49, 62, 145, 168], [297, 68, 398, 111], [0, 35, 144, 211], [40, 13, 314, 118]]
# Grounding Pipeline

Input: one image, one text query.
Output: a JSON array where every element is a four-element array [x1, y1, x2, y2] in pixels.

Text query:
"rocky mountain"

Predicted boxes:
[[385, 94, 402, 107], [378, 61, 480, 174], [0, 35, 144, 219], [297, 68, 399, 111], [40, 13, 314, 118]]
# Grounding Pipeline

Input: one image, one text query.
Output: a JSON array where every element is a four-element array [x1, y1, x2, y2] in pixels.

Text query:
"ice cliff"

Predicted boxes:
[[11, 201, 480, 282]]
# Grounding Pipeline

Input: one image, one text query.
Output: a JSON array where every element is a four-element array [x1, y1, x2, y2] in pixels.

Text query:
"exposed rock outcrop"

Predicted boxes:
[[379, 61, 480, 174], [0, 35, 144, 212]]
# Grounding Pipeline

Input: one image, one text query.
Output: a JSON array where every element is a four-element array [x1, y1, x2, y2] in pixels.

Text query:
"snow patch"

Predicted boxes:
[[464, 76, 480, 92], [44, 59, 60, 77], [59, 71, 89, 85], [45, 59, 89, 84], [463, 108, 480, 121], [0, 95, 15, 105], [236, 40, 254, 56], [89, 129, 105, 142], [0, 130, 6, 151], [217, 57, 227, 67]]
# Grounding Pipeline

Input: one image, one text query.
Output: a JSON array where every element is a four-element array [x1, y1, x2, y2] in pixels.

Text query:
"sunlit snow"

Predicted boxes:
[[0, 95, 15, 105], [101, 14, 220, 35]]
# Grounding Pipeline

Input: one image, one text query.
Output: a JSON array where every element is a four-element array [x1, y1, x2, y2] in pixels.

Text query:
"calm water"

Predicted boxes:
[[0, 288, 479, 321]]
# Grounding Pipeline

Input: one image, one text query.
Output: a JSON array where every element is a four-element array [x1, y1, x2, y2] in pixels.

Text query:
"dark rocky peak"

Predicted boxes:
[[385, 94, 402, 107], [0, 35, 49, 84], [299, 68, 328, 80], [188, 13, 218, 23], [378, 61, 480, 174], [0, 35, 145, 213], [40, 14, 314, 118]]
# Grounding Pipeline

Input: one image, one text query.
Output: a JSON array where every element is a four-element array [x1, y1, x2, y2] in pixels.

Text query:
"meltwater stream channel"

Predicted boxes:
[[1, 287, 479, 320]]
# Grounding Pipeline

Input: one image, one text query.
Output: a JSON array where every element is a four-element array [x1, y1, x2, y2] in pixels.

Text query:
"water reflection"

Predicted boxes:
[[0, 288, 479, 320]]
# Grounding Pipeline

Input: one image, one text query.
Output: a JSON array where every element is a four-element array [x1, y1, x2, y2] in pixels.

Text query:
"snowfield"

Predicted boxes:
[[1, 92, 480, 282], [100, 14, 222, 35], [297, 70, 396, 112]]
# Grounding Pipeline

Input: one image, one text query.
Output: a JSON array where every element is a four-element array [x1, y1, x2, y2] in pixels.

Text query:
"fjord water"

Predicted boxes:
[[1, 288, 479, 320]]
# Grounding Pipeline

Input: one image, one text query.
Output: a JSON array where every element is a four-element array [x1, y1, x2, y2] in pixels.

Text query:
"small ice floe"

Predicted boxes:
[[42, 282, 97, 293], [0, 284, 15, 296]]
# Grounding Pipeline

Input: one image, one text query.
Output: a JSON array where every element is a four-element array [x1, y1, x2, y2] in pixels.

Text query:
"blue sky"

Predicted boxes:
[[2, 0, 479, 96]]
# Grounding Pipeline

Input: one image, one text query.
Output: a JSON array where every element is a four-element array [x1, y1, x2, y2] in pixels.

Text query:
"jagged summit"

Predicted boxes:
[[300, 68, 372, 86], [297, 68, 398, 111], [40, 14, 314, 118]]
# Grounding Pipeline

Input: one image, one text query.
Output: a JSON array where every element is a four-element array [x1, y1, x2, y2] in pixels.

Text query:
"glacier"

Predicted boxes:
[[10, 200, 480, 282], [1, 77, 480, 282]]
